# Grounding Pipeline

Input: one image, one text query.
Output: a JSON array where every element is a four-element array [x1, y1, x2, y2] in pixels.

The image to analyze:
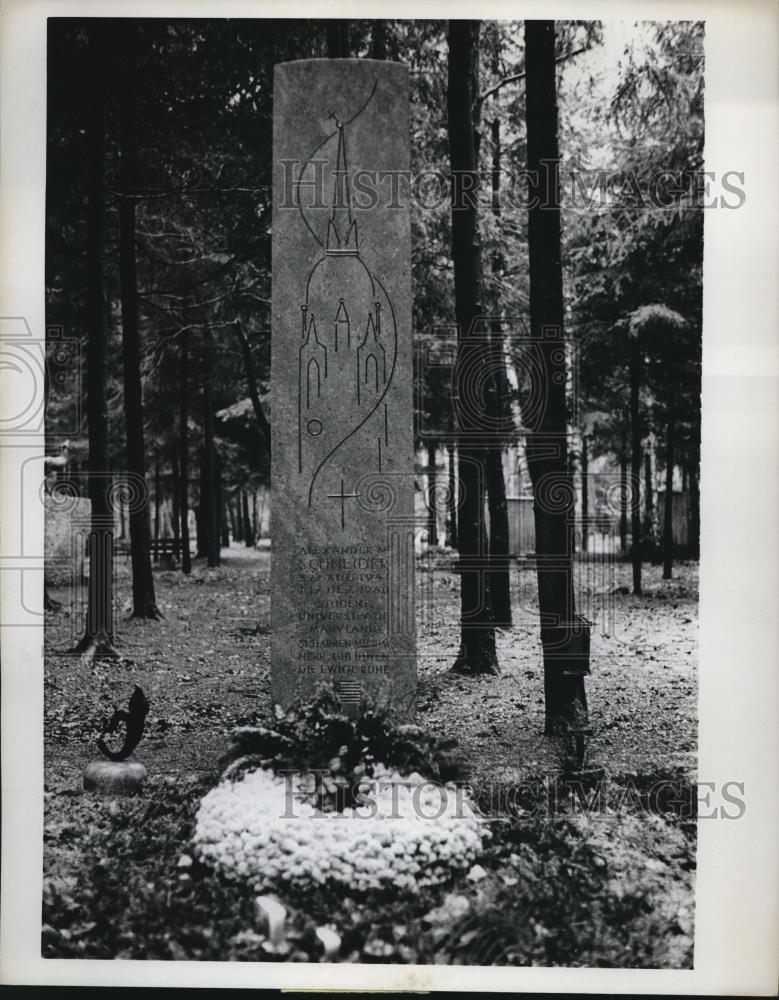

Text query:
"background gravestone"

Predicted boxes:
[[44, 495, 90, 587], [271, 60, 416, 715]]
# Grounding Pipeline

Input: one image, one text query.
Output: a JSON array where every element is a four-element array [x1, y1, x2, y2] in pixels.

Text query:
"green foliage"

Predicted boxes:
[[220, 683, 467, 806]]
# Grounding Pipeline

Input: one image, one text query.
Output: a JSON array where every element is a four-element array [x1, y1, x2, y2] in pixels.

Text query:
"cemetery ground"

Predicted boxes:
[[42, 547, 698, 967]]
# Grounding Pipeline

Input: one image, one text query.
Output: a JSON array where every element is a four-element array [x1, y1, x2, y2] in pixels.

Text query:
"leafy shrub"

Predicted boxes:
[[220, 683, 467, 810]]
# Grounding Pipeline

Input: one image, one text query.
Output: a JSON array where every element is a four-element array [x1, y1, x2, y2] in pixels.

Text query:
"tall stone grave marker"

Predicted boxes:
[[271, 60, 415, 714]]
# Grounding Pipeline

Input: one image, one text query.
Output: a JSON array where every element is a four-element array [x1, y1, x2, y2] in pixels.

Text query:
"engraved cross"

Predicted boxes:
[[326, 478, 359, 530]]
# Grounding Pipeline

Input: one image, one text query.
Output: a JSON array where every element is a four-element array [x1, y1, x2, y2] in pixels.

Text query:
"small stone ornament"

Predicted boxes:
[[83, 685, 150, 795]]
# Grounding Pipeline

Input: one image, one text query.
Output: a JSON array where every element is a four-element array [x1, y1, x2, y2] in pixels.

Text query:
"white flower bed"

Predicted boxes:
[[193, 765, 489, 894]]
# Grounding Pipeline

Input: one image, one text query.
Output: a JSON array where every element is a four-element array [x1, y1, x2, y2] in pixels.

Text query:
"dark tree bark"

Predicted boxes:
[[619, 440, 628, 554], [447, 20, 499, 676], [242, 490, 254, 547], [215, 450, 229, 548], [252, 491, 258, 539], [484, 115, 512, 628], [689, 452, 700, 559], [580, 433, 589, 554], [178, 329, 192, 575], [171, 450, 180, 550], [221, 498, 230, 548], [227, 499, 238, 543], [76, 23, 117, 658], [446, 443, 458, 548], [201, 329, 220, 568], [426, 440, 439, 547], [629, 337, 642, 595], [643, 447, 657, 559], [233, 321, 270, 475], [524, 20, 588, 732], [663, 387, 676, 579], [153, 453, 161, 561], [196, 456, 207, 558], [326, 21, 350, 58], [116, 42, 161, 619]]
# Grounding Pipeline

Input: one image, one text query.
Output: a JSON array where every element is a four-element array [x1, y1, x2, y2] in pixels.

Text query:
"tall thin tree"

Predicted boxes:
[[629, 333, 642, 594], [178, 329, 192, 575], [524, 19, 588, 731], [76, 22, 118, 658], [484, 110, 512, 627], [116, 33, 162, 618], [448, 19, 499, 675]]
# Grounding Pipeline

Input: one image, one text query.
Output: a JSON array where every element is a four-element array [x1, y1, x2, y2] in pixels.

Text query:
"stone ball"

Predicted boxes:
[[83, 759, 148, 795]]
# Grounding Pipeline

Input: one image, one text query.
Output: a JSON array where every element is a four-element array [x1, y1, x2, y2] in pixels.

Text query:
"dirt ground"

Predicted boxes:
[[42, 547, 698, 966], [44, 547, 697, 790]]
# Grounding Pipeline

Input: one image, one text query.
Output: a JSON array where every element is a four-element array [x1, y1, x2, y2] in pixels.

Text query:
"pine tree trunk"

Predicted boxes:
[[484, 116, 512, 628], [581, 434, 589, 554], [234, 321, 270, 476], [663, 388, 676, 579], [228, 500, 238, 543], [524, 19, 587, 733], [619, 442, 628, 554], [153, 453, 160, 562], [76, 23, 117, 657], [117, 53, 161, 619], [215, 451, 229, 548], [644, 447, 658, 559], [447, 20, 498, 676], [196, 456, 207, 558], [171, 451, 180, 550], [178, 330, 192, 574], [689, 452, 700, 559], [426, 440, 438, 547], [629, 338, 642, 595], [446, 443, 458, 548], [242, 490, 254, 547], [200, 327, 220, 568]]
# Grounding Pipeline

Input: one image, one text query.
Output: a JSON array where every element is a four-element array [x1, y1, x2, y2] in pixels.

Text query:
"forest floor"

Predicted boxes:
[[42, 548, 698, 967]]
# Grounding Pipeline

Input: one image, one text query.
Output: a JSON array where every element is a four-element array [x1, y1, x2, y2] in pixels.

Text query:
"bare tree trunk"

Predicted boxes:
[[242, 490, 254, 547], [235, 493, 246, 542], [76, 22, 117, 658], [227, 500, 238, 543], [483, 115, 512, 628], [643, 447, 658, 559], [663, 387, 676, 579], [619, 441, 628, 555], [689, 450, 700, 559], [629, 338, 642, 595], [216, 451, 229, 548], [448, 20, 499, 676], [171, 450, 180, 550], [233, 321, 270, 475], [196, 456, 207, 558], [446, 442, 458, 548], [178, 329, 192, 575], [153, 453, 160, 562], [116, 41, 161, 620], [202, 411, 219, 568], [524, 19, 588, 733], [581, 433, 589, 554]]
